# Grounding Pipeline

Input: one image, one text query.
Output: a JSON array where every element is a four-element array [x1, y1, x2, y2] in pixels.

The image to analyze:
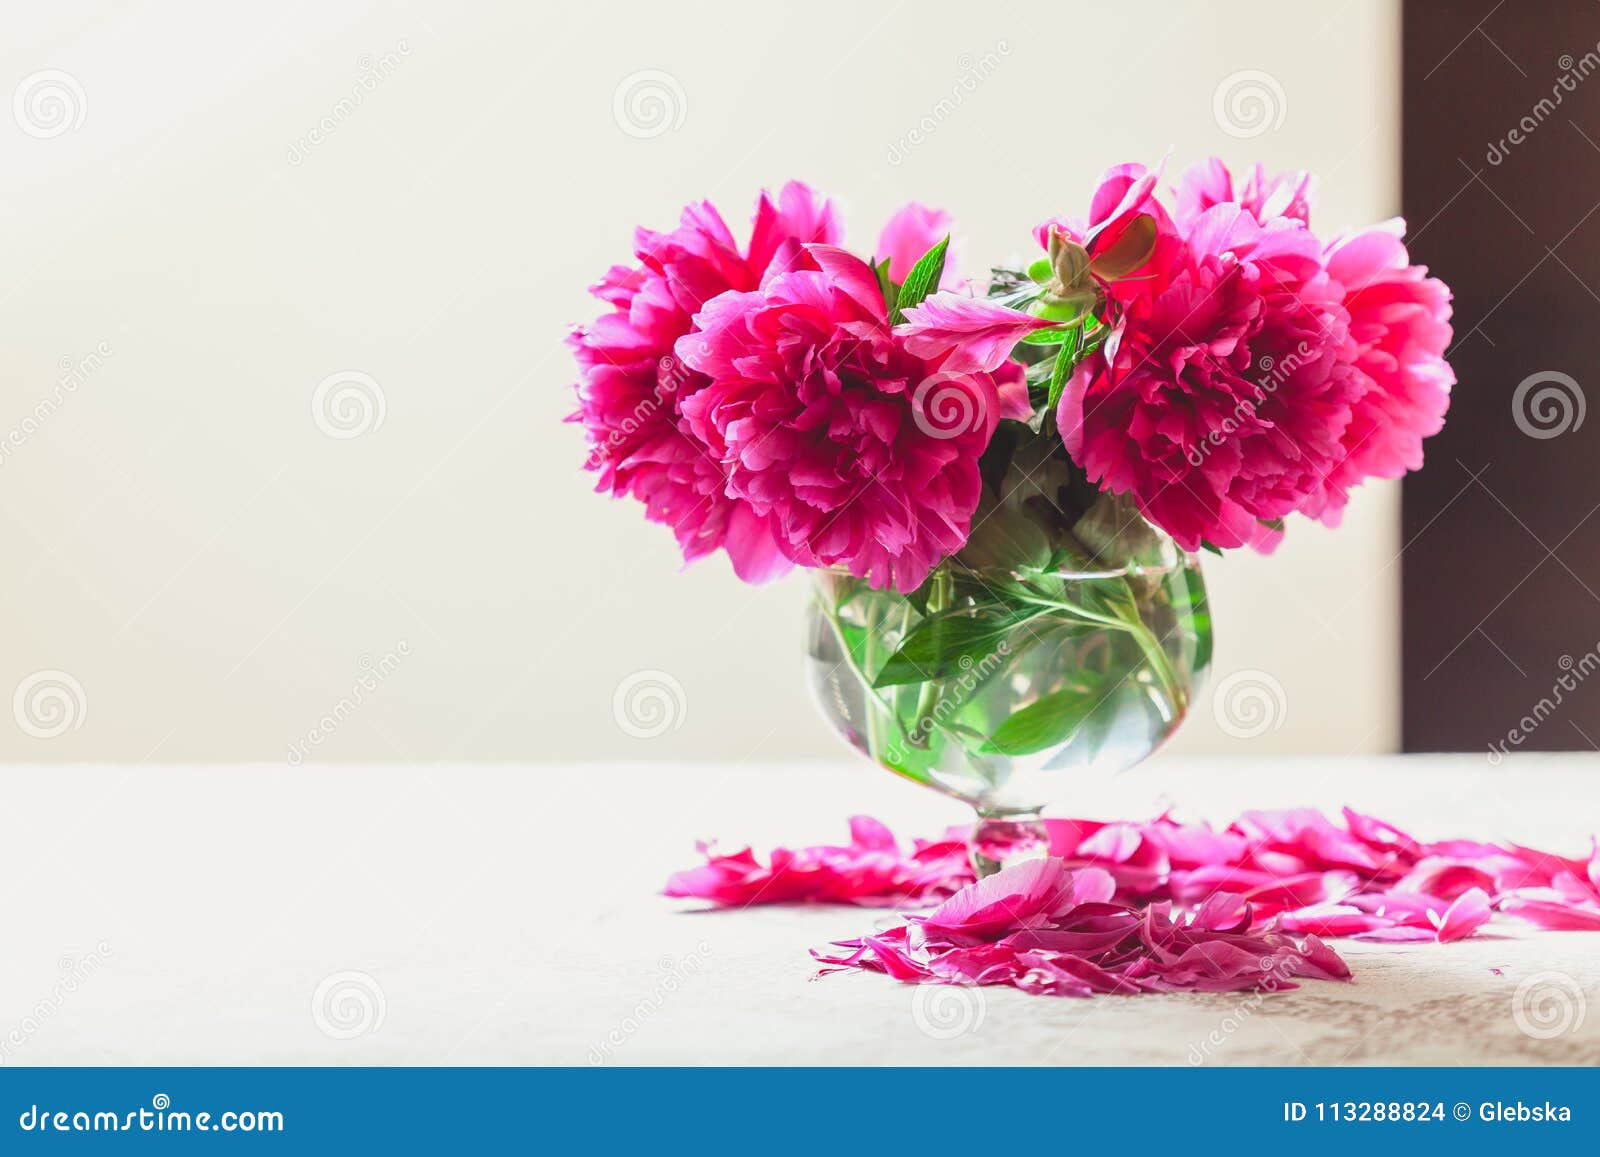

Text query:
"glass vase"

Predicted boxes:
[[804, 537, 1210, 878]]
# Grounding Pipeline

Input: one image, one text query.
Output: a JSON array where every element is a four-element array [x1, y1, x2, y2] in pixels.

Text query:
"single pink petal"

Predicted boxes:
[[848, 815, 898, 851], [922, 858, 1075, 941], [1078, 823, 1144, 863], [1277, 903, 1393, 938], [1436, 887, 1492, 942], [1396, 856, 1497, 902], [1082, 162, 1163, 248], [895, 293, 1054, 374], [992, 361, 1033, 421], [1354, 926, 1438, 943], [1042, 818, 1106, 856], [746, 180, 842, 276], [804, 244, 890, 319], [721, 504, 793, 583], [875, 202, 956, 284], [1192, 892, 1253, 933], [1498, 893, 1600, 930], [1055, 357, 1097, 459], [1069, 866, 1118, 906]]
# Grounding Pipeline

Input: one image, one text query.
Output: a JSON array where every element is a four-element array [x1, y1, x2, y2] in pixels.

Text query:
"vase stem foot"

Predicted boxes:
[[968, 811, 1050, 879]]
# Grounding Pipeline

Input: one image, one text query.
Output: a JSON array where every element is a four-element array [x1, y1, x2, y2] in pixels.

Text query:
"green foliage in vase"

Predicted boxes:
[[804, 444, 1211, 811]]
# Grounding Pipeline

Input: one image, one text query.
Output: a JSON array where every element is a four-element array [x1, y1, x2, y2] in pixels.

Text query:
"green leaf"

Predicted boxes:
[[1172, 580, 1213, 673], [1076, 574, 1142, 623], [982, 681, 1099, 755], [871, 610, 1030, 689], [1199, 540, 1224, 556], [871, 257, 899, 316], [1019, 324, 1079, 346], [1045, 346, 1074, 413], [903, 572, 935, 618], [888, 236, 948, 325]]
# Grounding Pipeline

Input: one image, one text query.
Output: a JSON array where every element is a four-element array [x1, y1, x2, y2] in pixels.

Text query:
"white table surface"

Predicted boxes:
[[3, 755, 1599, 1066]]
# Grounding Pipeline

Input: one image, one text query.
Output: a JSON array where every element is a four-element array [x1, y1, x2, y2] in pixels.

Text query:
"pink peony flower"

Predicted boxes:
[[1174, 158, 1452, 531], [1304, 220, 1454, 523], [678, 245, 1019, 592], [1058, 202, 1361, 550], [569, 183, 841, 582], [1054, 158, 1452, 550]]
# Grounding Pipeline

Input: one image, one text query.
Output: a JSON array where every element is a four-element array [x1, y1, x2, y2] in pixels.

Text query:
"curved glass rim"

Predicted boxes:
[[812, 554, 1203, 584]]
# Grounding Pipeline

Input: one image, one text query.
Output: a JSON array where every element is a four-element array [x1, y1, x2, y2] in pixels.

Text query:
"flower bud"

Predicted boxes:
[[1047, 229, 1093, 292]]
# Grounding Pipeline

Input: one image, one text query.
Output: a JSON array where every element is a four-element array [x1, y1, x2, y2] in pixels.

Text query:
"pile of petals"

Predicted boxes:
[[667, 807, 1600, 994], [812, 858, 1351, 997]]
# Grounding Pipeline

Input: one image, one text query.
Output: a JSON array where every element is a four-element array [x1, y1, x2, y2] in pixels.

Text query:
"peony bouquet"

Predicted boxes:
[[570, 159, 1453, 863]]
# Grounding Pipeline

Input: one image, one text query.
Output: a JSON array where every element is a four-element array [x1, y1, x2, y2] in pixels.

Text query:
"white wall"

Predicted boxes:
[[0, 0, 1401, 763]]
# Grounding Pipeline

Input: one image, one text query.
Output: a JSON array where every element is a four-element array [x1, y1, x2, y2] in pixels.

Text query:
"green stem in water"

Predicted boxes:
[[906, 566, 954, 749], [819, 596, 932, 785], [1010, 583, 1186, 719]]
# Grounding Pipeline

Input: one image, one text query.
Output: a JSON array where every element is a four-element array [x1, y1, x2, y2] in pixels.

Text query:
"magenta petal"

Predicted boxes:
[[665, 818, 970, 908], [896, 293, 1053, 374], [1499, 893, 1600, 930], [1435, 887, 1493, 941], [804, 244, 890, 319], [922, 858, 1076, 941], [875, 202, 956, 284]]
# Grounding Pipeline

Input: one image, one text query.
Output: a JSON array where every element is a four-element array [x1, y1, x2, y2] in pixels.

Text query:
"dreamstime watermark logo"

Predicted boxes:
[[1487, 645, 1600, 764], [887, 41, 1011, 165], [1487, 47, 1600, 165], [312, 370, 386, 439], [1512, 971, 1586, 1040], [13, 70, 86, 139], [1185, 342, 1314, 467], [287, 641, 411, 765], [0, 340, 113, 468], [311, 970, 386, 1040], [588, 942, 711, 1064], [911, 984, 986, 1039], [287, 43, 411, 165], [1188, 953, 1299, 1064], [0, 941, 112, 1064], [1211, 669, 1286, 739], [1512, 370, 1584, 439], [584, 353, 699, 470], [612, 69, 686, 140], [1212, 69, 1286, 139], [612, 669, 686, 739], [910, 372, 986, 441], [13, 670, 86, 740]]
